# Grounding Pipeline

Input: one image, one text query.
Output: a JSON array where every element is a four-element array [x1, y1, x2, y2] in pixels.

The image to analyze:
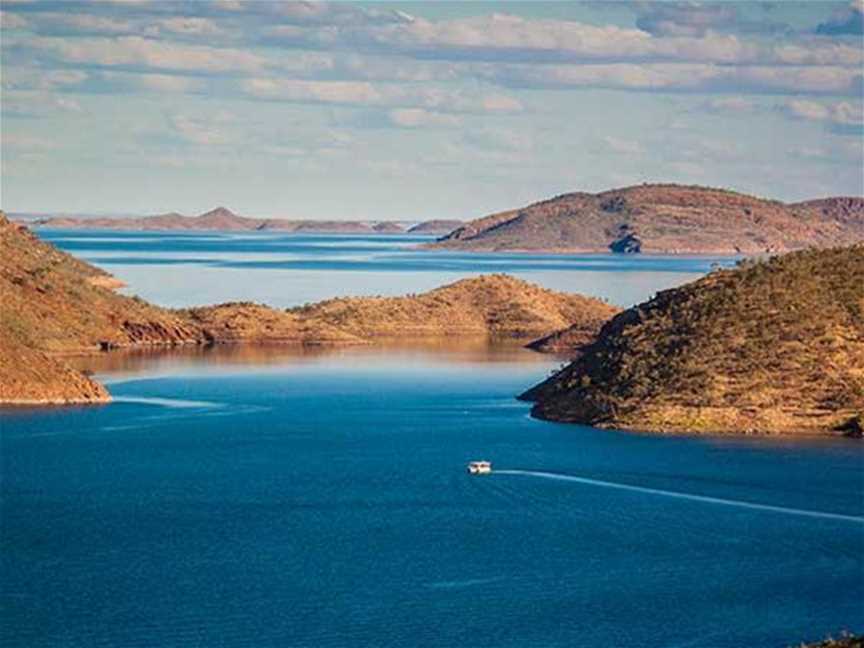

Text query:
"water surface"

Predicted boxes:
[[2, 349, 862, 648], [39, 229, 737, 307]]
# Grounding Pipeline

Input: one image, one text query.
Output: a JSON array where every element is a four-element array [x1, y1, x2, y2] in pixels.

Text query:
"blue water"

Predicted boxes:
[[38, 229, 737, 307], [2, 231, 862, 647]]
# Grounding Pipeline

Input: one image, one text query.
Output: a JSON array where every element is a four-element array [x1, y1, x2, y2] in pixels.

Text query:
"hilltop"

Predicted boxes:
[[1, 213, 608, 404], [430, 184, 864, 255], [290, 274, 619, 340], [522, 246, 864, 437], [26, 208, 461, 236]]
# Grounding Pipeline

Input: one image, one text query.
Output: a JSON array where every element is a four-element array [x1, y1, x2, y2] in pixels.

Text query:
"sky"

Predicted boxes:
[[1, 0, 863, 220]]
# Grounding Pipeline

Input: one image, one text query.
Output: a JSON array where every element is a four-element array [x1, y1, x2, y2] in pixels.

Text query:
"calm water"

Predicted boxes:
[[38, 229, 737, 307], [2, 231, 862, 647]]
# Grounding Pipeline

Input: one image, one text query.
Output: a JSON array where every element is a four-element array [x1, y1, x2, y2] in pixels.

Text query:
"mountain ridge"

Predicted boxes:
[[430, 184, 864, 255]]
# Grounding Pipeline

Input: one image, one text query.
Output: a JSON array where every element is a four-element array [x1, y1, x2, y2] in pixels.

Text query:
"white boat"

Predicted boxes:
[[467, 461, 492, 475]]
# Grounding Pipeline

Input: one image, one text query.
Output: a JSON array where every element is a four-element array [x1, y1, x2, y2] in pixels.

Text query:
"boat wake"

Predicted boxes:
[[494, 470, 864, 524], [111, 396, 225, 409]]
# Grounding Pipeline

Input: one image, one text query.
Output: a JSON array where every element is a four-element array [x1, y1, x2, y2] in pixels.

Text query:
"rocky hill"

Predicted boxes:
[[521, 245, 864, 437], [430, 184, 864, 255], [290, 274, 619, 341], [27, 209, 452, 235], [2, 213, 610, 404]]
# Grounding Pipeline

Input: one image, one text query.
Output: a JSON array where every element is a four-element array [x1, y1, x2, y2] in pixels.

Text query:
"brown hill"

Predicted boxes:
[[2, 213, 611, 404], [430, 184, 864, 254], [290, 274, 619, 340], [521, 246, 864, 437]]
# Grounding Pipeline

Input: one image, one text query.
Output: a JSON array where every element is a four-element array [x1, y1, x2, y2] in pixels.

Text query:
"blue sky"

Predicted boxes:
[[1, 1, 862, 220]]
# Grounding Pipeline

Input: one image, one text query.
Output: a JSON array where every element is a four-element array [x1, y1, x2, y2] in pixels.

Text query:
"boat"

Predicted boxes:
[[467, 461, 492, 475]]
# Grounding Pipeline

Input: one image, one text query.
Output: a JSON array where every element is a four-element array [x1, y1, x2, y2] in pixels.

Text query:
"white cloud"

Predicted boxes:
[[780, 99, 864, 128], [386, 108, 461, 129], [480, 62, 861, 95], [27, 36, 267, 74], [239, 77, 522, 114]]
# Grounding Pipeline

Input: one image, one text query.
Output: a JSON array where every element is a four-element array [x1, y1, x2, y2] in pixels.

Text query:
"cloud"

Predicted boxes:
[[779, 99, 864, 135], [24, 36, 267, 75], [386, 108, 461, 129], [265, 12, 862, 68], [816, 0, 864, 35], [700, 96, 755, 113], [479, 62, 862, 96], [634, 2, 740, 37], [239, 78, 523, 114]]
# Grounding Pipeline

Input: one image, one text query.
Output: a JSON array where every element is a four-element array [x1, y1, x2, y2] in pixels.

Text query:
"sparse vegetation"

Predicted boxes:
[[523, 245, 864, 436], [431, 184, 864, 254]]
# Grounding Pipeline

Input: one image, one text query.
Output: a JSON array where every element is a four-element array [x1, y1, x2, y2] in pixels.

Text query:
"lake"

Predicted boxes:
[[36, 229, 737, 307], [2, 231, 862, 647]]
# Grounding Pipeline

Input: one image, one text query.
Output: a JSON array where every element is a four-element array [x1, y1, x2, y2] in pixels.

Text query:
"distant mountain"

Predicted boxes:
[[407, 219, 463, 234], [429, 184, 864, 255], [521, 245, 864, 437], [27, 209, 451, 235]]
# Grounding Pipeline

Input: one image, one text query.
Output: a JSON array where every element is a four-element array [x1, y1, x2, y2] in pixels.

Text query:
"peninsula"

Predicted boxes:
[[0, 212, 613, 404], [429, 184, 864, 255], [521, 245, 864, 437]]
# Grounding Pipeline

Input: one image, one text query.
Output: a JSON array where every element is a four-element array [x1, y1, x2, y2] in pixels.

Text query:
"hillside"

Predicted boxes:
[[521, 246, 864, 437], [290, 274, 619, 340], [430, 184, 864, 254], [27, 209, 451, 235], [2, 213, 610, 404]]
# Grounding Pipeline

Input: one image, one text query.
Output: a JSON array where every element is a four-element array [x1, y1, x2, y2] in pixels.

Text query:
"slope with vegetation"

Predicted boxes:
[[431, 184, 864, 255], [522, 246, 864, 437]]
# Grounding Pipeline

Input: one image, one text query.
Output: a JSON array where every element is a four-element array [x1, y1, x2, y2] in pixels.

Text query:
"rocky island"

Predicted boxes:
[[522, 245, 864, 437], [430, 184, 864, 255], [0, 212, 612, 404]]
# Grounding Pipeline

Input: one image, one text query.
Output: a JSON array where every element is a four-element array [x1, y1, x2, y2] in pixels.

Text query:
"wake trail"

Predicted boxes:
[[494, 470, 864, 524]]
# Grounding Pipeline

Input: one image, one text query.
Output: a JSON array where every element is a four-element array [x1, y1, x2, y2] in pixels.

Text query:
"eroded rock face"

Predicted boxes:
[[430, 184, 864, 254], [522, 245, 864, 437]]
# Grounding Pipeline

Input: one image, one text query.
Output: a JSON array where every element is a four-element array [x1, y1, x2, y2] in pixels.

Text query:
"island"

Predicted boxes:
[[521, 245, 864, 437], [429, 184, 864, 255], [0, 212, 615, 404]]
